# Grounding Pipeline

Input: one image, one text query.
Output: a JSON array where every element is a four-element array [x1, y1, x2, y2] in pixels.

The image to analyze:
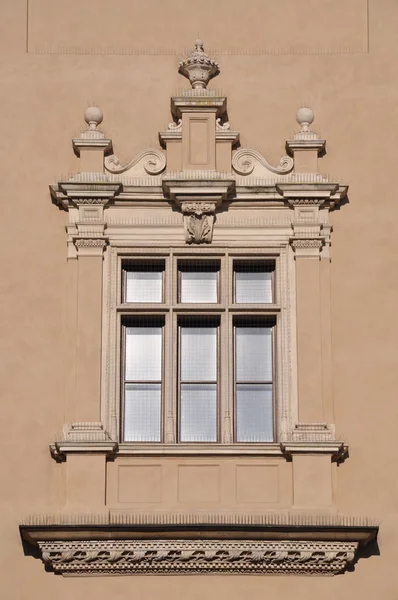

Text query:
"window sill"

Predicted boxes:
[[117, 442, 283, 456]]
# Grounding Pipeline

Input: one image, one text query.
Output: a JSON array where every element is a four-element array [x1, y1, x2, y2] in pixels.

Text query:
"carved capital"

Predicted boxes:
[[74, 238, 107, 257], [290, 238, 324, 257], [181, 200, 217, 216]]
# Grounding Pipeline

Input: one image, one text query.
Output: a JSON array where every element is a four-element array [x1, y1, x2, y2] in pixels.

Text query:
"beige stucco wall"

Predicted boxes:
[[1, 0, 398, 597]]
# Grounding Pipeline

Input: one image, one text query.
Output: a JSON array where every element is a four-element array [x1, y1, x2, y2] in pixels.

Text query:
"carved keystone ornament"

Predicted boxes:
[[181, 201, 217, 244]]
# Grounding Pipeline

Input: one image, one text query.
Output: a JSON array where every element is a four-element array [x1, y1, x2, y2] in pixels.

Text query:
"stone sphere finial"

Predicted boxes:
[[178, 40, 220, 90], [84, 106, 103, 130], [296, 107, 314, 132]]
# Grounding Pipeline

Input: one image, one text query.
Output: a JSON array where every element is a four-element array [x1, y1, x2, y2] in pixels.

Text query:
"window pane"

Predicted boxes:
[[181, 327, 217, 381], [180, 271, 218, 303], [236, 384, 273, 442], [235, 271, 272, 303], [180, 384, 217, 442], [124, 383, 161, 442], [236, 327, 272, 381], [125, 327, 162, 381], [126, 270, 162, 303]]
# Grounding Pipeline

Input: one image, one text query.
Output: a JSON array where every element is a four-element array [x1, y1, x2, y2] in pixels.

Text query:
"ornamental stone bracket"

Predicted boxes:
[[280, 423, 348, 462], [50, 423, 118, 462], [181, 200, 217, 244], [162, 174, 235, 244], [50, 178, 122, 258], [275, 181, 348, 258], [20, 513, 378, 577]]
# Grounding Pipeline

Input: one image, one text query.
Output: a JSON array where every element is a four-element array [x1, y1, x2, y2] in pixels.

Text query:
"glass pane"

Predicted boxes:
[[236, 327, 272, 382], [125, 327, 162, 381], [180, 271, 218, 303], [235, 271, 272, 303], [124, 384, 161, 442], [236, 384, 273, 442], [126, 271, 162, 303], [180, 384, 217, 442], [181, 327, 217, 381]]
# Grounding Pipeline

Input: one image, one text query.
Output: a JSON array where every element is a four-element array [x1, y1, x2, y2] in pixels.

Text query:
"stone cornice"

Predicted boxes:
[[162, 172, 235, 202], [285, 138, 326, 155], [171, 92, 227, 119], [276, 181, 348, 208], [50, 441, 118, 462], [72, 137, 112, 156], [281, 441, 348, 462], [20, 514, 378, 576], [50, 180, 122, 210]]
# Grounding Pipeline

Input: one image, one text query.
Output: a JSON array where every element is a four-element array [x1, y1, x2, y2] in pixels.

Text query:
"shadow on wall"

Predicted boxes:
[[346, 537, 380, 574]]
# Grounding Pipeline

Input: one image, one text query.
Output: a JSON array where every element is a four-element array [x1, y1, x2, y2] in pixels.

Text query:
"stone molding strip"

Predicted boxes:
[[21, 512, 377, 528], [29, 45, 368, 57]]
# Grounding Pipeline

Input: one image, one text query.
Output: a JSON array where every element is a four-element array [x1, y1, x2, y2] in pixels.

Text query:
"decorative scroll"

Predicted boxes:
[[38, 539, 358, 576], [104, 149, 166, 175], [168, 119, 182, 131], [232, 148, 293, 176], [216, 118, 231, 131], [181, 201, 217, 244]]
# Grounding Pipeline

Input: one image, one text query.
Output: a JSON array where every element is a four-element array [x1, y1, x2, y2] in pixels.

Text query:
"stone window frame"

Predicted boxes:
[[101, 243, 297, 456]]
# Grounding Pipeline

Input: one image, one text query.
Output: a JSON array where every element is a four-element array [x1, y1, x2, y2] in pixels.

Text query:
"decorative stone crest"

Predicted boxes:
[[178, 40, 220, 89]]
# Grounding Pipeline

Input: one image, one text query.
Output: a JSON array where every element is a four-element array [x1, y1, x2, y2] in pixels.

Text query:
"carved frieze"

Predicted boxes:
[[37, 539, 358, 576]]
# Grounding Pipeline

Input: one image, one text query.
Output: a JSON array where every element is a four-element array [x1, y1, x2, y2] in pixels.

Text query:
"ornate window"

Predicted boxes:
[[26, 41, 379, 579]]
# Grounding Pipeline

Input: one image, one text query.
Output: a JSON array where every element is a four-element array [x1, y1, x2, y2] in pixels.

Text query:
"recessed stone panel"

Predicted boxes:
[[235, 464, 279, 504], [117, 465, 162, 503], [177, 465, 220, 503]]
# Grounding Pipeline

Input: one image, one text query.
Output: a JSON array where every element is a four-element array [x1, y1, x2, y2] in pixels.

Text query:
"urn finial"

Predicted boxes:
[[178, 40, 220, 89]]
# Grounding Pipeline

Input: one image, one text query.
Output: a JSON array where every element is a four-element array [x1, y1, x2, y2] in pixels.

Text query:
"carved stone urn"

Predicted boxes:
[[178, 40, 220, 89]]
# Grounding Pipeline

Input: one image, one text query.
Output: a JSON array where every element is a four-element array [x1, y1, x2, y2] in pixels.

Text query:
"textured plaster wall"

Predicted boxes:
[[0, 0, 398, 597]]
